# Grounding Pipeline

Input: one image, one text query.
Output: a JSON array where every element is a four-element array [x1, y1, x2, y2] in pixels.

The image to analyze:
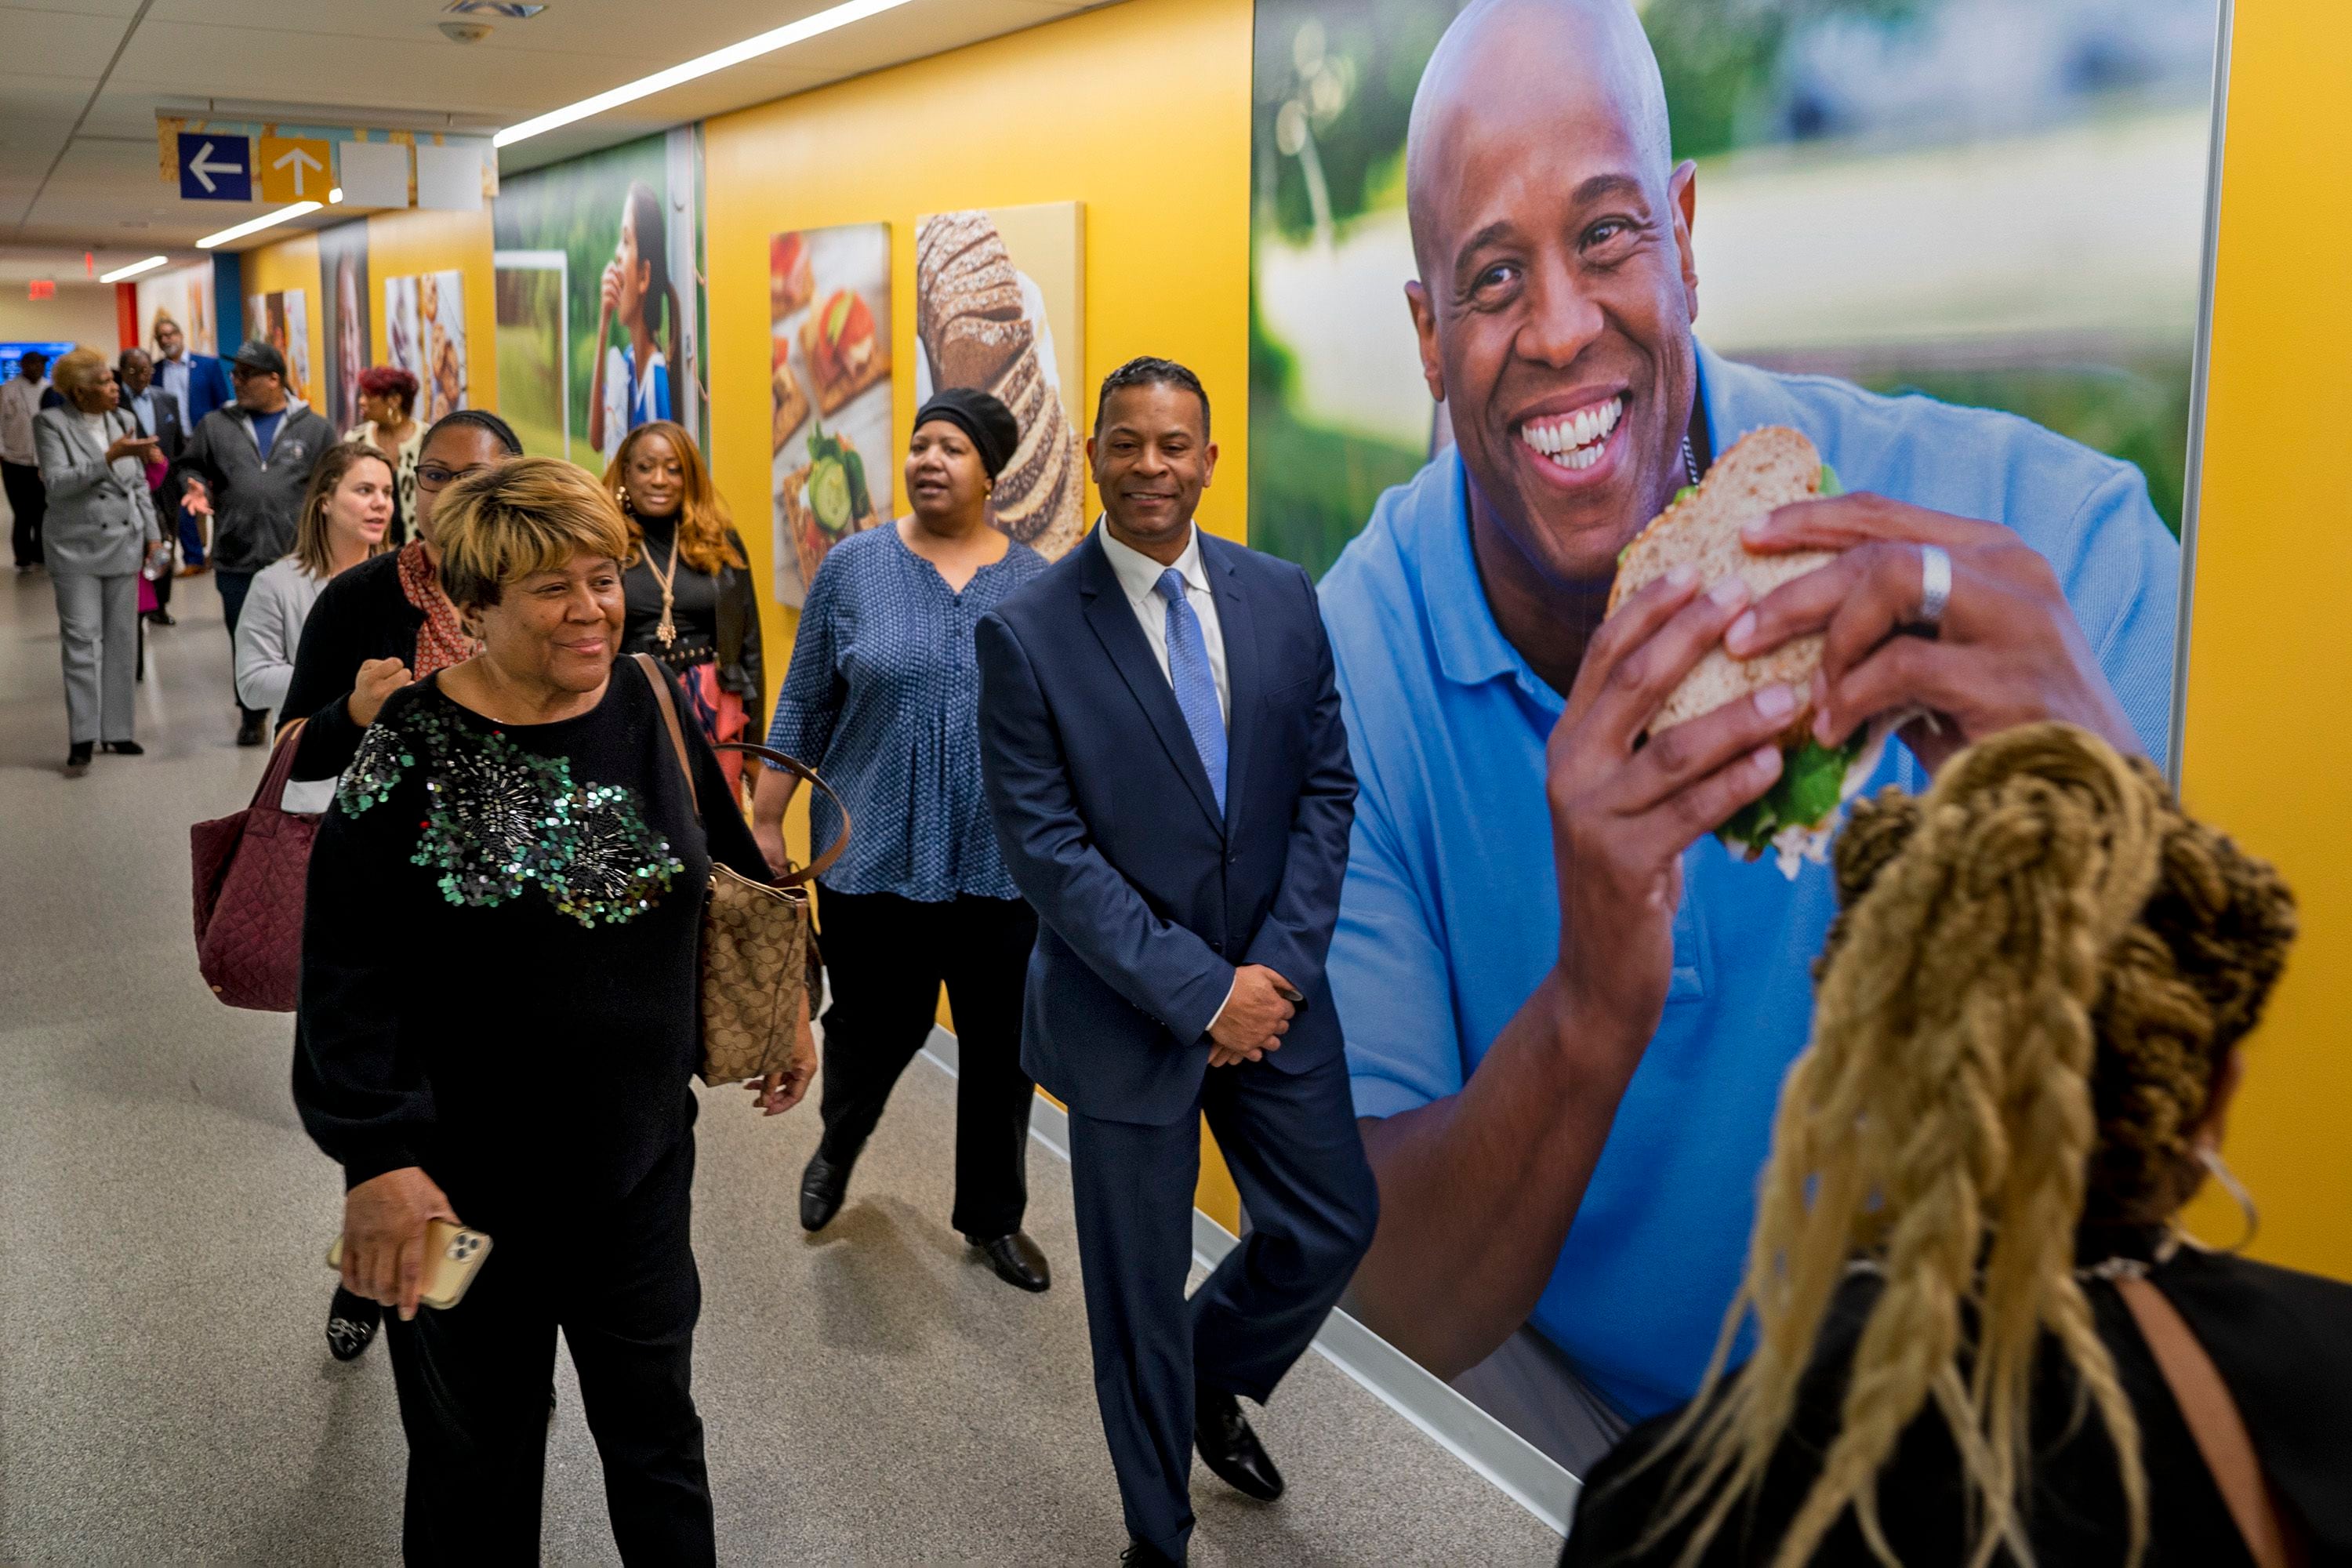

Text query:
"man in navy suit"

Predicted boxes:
[[151, 314, 230, 570], [978, 358, 1377, 1566]]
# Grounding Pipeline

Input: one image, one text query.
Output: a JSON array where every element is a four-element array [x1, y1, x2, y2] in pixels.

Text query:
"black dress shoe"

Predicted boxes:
[[800, 1147, 851, 1231], [967, 1231, 1051, 1292], [1195, 1383, 1283, 1501], [1120, 1541, 1182, 1566], [65, 741, 93, 775], [145, 609, 176, 626], [100, 740, 143, 756], [235, 714, 267, 747], [325, 1286, 382, 1363]]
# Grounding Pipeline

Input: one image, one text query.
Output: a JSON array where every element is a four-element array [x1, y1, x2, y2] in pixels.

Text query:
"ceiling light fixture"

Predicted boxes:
[[99, 256, 170, 283], [195, 201, 322, 250], [493, 0, 917, 148]]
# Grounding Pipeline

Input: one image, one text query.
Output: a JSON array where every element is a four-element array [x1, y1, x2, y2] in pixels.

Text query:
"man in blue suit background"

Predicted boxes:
[[978, 358, 1377, 1566], [150, 313, 230, 570]]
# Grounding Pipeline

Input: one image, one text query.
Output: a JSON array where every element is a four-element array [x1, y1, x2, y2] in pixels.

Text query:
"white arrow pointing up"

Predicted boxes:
[[188, 140, 242, 194], [271, 145, 324, 196]]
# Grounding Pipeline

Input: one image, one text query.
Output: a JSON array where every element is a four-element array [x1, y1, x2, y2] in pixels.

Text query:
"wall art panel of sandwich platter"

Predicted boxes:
[[771, 222, 894, 607], [914, 201, 1087, 561]]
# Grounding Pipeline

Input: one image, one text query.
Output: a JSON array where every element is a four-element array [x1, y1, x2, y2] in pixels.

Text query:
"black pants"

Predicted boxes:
[[215, 566, 267, 722], [382, 1138, 713, 1566], [814, 886, 1039, 1240], [4, 459, 43, 568], [1067, 1049, 1378, 1561]]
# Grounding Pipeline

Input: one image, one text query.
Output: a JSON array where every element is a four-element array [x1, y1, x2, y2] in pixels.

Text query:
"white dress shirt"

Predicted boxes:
[[154, 354, 192, 431], [1095, 517, 1229, 724], [1096, 515, 1246, 1033]]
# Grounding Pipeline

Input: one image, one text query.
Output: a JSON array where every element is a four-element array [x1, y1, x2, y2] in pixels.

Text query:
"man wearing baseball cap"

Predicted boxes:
[[172, 339, 333, 744]]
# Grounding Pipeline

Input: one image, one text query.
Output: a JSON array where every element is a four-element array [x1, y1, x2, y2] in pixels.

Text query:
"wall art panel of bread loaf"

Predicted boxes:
[[913, 202, 1087, 561]]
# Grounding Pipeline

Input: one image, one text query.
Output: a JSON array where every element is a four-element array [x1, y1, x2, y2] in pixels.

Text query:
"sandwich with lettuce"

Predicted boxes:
[[1605, 426, 1883, 876]]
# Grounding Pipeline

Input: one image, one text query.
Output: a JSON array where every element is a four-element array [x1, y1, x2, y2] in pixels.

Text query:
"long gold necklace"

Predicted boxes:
[[646, 525, 681, 649]]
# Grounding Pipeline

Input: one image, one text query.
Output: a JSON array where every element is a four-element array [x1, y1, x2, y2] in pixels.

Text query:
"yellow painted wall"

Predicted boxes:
[[2176, 6, 2352, 1279], [236, 232, 325, 413], [365, 207, 499, 416], [702, 0, 1254, 1226], [240, 205, 497, 419]]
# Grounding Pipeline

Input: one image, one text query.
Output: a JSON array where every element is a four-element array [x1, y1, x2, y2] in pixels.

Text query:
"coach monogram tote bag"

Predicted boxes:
[[634, 655, 848, 1086]]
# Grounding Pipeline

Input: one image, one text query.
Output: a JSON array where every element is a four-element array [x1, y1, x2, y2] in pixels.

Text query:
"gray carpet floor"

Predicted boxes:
[[0, 565, 1560, 1565]]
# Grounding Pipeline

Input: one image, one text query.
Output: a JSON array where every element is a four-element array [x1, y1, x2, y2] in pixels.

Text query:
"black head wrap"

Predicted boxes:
[[913, 388, 1020, 480]]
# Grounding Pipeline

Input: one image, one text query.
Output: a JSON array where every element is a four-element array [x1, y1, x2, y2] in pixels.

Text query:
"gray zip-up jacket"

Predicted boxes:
[[172, 403, 333, 573]]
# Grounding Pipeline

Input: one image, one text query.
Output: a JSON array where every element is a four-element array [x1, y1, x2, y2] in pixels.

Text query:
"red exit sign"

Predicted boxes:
[[27, 280, 55, 300]]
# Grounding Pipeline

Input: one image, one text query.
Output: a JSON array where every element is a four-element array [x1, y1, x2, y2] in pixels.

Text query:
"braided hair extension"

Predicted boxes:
[[1640, 723, 2295, 1568]]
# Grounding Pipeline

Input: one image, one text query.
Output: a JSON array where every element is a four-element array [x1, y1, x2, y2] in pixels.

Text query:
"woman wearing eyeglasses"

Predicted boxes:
[[281, 409, 524, 789]]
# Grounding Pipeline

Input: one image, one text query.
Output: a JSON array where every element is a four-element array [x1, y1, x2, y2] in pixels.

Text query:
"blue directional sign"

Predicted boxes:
[[176, 133, 251, 201]]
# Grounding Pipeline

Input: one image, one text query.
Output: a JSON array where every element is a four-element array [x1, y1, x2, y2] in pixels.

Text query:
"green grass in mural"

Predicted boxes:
[[1849, 355, 2191, 537], [1249, 402, 1426, 581]]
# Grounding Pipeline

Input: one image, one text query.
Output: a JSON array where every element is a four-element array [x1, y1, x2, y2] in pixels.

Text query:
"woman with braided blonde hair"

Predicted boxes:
[[1562, 723, 2347, 1568]]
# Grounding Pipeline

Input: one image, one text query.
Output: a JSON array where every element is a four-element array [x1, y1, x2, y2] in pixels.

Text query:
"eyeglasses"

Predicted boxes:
[[417, 463, 491, 491]]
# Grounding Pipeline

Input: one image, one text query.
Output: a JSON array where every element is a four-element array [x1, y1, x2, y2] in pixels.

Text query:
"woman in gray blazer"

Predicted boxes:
[[34, 348, 162, 773]]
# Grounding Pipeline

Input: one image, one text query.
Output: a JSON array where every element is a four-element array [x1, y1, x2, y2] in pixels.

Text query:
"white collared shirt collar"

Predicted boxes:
[[1098, 515, 1207, 606], [1094, 514, 1229, 723]]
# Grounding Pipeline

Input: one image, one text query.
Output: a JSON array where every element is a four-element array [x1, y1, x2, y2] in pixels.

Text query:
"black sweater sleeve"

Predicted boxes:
[[283, 572, 374, 780], [291, 702, 434, 1187], [731, 535, 765, 736]]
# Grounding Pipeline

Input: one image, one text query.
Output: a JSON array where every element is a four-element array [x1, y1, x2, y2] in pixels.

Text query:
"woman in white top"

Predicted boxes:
[[345, 365, 423, 546], [234, 442, 394, 726], [31, 348, 162, 773]]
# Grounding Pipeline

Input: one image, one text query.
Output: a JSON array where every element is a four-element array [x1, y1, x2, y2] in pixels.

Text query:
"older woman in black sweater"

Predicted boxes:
[[294, 457, 802, 1565]]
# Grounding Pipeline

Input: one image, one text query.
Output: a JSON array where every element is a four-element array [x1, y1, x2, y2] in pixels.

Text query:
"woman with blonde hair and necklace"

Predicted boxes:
[[1560, 724, 2347, 1568], [604, 419, 763, 795]]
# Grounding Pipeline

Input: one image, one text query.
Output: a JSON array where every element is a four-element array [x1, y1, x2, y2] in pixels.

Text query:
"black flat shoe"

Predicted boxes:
[[1120, 1541, 1183, 1566], [100, 740, 143, 756], [145, 609, 176, 626], [1195, 1383, 1283, 1501], [326, 1287, 382, 1362], [967, 1231, 1051, 1292], [235, 715, 267, 747], [800, 1148, 851, 1232], [64, 742, 93, 775]]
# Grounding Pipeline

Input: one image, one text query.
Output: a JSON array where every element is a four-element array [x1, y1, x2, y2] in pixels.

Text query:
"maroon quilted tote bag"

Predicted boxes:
[[191, 720, 319, 1012]]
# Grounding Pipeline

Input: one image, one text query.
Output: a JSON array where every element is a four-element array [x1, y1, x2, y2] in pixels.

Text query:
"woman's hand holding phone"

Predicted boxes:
[[343, 1167, 460, 1321]]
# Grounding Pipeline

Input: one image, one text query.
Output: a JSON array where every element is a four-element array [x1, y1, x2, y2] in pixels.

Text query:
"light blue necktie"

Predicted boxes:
[[1156, 567, 1227, 813]]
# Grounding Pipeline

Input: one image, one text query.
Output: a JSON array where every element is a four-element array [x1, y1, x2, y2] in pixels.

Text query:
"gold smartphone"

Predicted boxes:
[[325, 1221, 494, 1310]]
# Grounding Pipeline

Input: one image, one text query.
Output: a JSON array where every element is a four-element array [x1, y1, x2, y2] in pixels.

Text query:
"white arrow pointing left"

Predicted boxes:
[[271, 145, 324, 197], [188, 140, 242, 194]]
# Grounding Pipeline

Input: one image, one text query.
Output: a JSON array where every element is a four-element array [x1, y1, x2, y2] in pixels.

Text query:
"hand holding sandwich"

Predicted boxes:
[[1546, 566, 1793, 1043], [1725, 492, 2139, 774]]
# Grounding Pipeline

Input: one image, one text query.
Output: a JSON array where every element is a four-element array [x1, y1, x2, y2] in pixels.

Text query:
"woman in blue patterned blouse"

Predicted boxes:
[[751, 388, 1054, 1293]]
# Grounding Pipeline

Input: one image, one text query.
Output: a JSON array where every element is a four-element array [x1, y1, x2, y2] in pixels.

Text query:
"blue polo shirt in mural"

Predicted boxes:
[[1316, 340, 2180, 1420]]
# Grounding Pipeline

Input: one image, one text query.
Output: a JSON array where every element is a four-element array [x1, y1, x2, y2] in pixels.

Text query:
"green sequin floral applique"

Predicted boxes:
[[342, 698, 684, 927]]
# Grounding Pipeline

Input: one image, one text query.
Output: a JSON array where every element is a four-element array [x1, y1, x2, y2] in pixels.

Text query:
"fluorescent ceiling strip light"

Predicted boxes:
[[100, 256, 170, 283], [195, 201, 321, 250], [493, 0, 919, 148]]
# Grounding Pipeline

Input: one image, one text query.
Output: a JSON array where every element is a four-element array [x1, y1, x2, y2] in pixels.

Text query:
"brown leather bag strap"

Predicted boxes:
[[633, 653, 699, 818], [2118, 1276, 2303, 1568], [715, 741, 851, 888]]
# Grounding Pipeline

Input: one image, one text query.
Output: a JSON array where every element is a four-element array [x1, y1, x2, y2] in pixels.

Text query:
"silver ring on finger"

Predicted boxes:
[[1914, 543, 1952, 633]]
